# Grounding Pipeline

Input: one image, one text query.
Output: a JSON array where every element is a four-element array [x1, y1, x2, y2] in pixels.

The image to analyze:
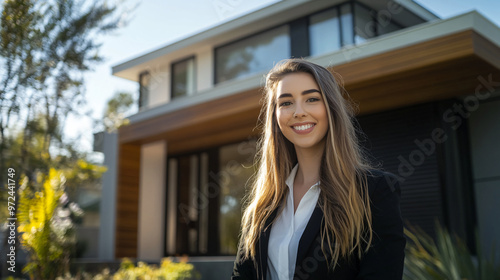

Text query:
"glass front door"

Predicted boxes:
[[165, 139, 256, 256]]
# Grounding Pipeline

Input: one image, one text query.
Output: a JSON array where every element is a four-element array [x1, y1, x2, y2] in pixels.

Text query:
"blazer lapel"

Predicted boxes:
[[295, 206, 324, 268], [257, 208, 279, 280]]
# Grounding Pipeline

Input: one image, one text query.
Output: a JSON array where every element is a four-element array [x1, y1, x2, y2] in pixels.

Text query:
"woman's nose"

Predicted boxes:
[[293, 104, 307, 118]]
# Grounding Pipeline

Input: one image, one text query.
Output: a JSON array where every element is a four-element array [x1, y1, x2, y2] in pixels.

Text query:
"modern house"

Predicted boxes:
[[95, 0, 500, 277]]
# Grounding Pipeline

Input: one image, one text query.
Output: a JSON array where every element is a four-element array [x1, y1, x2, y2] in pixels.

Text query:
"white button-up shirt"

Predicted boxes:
[[266, 164, 321, 280]]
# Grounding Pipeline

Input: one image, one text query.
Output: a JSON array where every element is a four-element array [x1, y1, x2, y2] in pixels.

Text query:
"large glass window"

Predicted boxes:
[[377, 17, 401, 36], [171, 57, 196, 99], [219, 141, 256, 254], [354, 3, 403, 43], [354, 4, 376, 44], [215, 25, 290, 84], [309, 8, 341, 56], [340, 4, 354, 47]]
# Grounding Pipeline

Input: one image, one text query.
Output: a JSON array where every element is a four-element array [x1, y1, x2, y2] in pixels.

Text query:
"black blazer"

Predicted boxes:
[[231, 169, 406, 280]]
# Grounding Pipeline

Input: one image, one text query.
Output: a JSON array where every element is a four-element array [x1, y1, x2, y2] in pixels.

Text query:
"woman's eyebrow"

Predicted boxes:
[[302, 89, 320, 95], [277, 89, 320, 99]]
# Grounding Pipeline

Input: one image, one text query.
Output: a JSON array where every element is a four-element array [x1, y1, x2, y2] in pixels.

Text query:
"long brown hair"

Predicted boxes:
[[240, 58, 374, 269]]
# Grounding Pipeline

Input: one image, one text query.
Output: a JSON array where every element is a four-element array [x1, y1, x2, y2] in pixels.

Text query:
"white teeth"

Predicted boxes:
[[294, 124, 314, 131]]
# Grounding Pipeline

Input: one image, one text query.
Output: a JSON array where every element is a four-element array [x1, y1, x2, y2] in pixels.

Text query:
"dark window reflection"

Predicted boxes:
[[355, 4, 376, 44], [219, 140, 256, 254], [309, 8, 341, 56], [172, 57, 195, 99], [139, 71, 150, 109], [215, 25, 290, 84]]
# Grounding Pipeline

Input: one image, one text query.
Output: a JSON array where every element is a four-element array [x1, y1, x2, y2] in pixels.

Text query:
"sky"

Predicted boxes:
[[67, 0, 500, 155]]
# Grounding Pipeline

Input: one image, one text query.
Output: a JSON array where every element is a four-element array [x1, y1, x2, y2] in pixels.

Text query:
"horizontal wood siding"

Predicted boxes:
[[339, 30, 500, 115], [119, 88, 261, 144], [115, 143, 141, 258]]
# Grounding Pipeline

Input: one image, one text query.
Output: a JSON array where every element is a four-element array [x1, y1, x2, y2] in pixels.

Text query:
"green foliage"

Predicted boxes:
[[0, 1, 120, 278], [101, 91, 135, 133], [108, 258, 200, 280], [2, 277, 24, 280], [0, 0, 123, 203], [404, 224, 500, 280], [17, 168, 84, 280], [53, 258, 201, 280]]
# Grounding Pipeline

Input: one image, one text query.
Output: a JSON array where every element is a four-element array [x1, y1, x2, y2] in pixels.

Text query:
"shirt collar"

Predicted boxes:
[[285, 163, 320, 191]]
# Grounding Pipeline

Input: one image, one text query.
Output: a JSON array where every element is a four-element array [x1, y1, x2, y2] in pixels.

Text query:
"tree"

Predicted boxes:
[[0, 0, 126, 276], [100, 91, 135, 133], [0, 0, 123, 249], [0, 0, 124, 183]]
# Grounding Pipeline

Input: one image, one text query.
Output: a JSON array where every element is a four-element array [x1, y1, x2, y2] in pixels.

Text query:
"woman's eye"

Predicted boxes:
[[307, 97, 320, 103], [279, 101, 292, 107]]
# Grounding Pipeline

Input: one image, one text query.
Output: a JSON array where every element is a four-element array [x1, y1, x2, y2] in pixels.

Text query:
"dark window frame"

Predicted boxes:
[[165, 150, 212, 256], [170, 55, 196, 100], [138, 71, 150, 109]]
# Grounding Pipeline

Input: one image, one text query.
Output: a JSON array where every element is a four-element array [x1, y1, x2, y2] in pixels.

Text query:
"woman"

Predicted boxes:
[[231, 59, 406, 280]]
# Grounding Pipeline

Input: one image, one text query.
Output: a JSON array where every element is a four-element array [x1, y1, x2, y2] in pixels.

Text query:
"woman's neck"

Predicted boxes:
[[294, 139, 325, 188]]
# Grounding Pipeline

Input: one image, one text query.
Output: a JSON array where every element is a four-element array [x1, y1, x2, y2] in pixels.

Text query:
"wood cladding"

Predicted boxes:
[[114, 29, 500, 258], [119, 88, 262, 145], [339, 30, 500, 115], [115, 144, 140, 258]]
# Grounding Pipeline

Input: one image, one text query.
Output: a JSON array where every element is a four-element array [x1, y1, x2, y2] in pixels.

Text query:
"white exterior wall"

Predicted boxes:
[[468, 95, 500, 261], [147, 64, 171, 108], [196, 45, 213, 93], [138, 141, 167, 260], [144, 46, 214, 109], [98, 132, 118, 261]]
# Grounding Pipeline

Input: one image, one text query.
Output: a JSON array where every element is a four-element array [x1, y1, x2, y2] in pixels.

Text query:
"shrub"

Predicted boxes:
[[55, 258, 200, 280], [404, 224, 500, 280], [17, 168, 82, 279]]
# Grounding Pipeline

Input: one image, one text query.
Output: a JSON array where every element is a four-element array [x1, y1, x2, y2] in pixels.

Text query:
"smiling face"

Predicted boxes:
[[275, 72, 329, 152]]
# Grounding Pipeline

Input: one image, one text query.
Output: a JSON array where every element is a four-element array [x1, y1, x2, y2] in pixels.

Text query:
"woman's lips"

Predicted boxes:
[[291, 123, 316, 135]]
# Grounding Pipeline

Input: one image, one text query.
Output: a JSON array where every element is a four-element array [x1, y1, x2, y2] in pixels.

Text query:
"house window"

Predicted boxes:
[[309, 8, 341, 56], [340, 3, 354, 47], [354, 4, 376, 44], [354, 3, 403, 43], [215, 25, 290, 84], [139, 71, 150, 109], [165, 139, 257, 256], [378, 19, 401, 36], [308, 3, 356, 57], [171, 57, 196, 99], [218, 142, 256, 254]]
